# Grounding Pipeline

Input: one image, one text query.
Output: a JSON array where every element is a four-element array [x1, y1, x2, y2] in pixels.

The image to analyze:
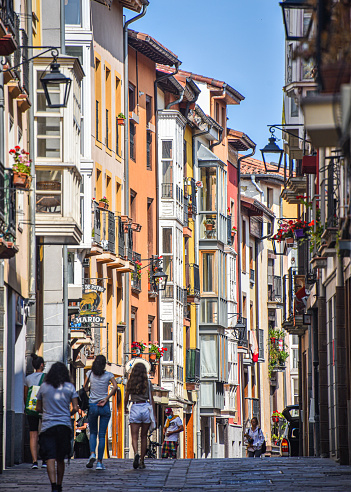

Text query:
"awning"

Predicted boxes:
[[152, 385, 170, 405]]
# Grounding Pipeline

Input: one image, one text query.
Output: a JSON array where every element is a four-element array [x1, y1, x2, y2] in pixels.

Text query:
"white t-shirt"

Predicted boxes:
[[37, 382, 78, 433], [87, 370, 114, 404], [164, 416, 182, 442], [24, 372, 45, 387]]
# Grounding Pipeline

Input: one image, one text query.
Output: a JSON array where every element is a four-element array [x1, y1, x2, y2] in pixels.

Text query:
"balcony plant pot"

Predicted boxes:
[[285, 237, 294, 244], [13, 171, 31, 189], [294, 229, 305, 240], [205, 224, 213, 231], [117, 118, 125, 126], [98, 201, 108, 210], [131, 350, 141, 358], [0, 34, 17, 56], [149, 353, 157, 362]]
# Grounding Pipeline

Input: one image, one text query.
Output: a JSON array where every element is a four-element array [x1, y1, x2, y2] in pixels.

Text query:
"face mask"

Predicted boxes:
[[166, 415, 172, 419]]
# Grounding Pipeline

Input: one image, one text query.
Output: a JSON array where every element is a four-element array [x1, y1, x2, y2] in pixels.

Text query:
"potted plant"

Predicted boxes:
[[231, 226, 237, 237], [9, 146, 31, 189], [204, 218, 215, 231], [148, 341, 167, 362], [117, 113, 126, 125], [98, 196, 109, 210], [131, 341, 146, 357]]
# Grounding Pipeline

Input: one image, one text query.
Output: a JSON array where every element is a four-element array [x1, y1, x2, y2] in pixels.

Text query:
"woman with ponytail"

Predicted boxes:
[[83, 355, 117, 470], [24, 353, 45, 469]]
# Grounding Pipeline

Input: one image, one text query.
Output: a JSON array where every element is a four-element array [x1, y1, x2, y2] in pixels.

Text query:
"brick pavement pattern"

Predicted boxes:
[[0, 457, 351, 491]]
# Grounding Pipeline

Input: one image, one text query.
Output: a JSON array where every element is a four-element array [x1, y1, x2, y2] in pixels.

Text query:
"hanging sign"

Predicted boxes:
[[71, 279, 105, 327]]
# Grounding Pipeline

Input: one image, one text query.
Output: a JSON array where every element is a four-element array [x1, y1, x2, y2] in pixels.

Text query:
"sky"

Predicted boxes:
[[133, 0, 285, 158]]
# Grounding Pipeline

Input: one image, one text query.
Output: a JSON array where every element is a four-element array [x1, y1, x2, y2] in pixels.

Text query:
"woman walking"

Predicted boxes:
[[24, 353, 46, 469], [84, 355, 117, 470], [124, 362, 155, 470], [244, 417, 265, 457], [36, 362, 79, 492]]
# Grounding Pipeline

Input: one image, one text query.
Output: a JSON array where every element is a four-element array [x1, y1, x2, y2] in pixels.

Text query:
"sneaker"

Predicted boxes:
[[138, 461, 146, 469], [96, 461, 105, 470], [31, 462, 38, 469], [86, 453, 96, 469], [41, 461, 47, 469], [133, 453, 140, 469]]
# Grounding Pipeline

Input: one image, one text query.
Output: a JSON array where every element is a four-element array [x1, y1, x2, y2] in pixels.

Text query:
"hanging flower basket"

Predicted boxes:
[[149, 352, 157, 362], [13, 171, 31, 189], [131, 349, 141, 358]]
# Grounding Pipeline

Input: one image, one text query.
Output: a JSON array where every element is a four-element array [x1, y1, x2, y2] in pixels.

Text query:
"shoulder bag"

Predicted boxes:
[[148, 381, 156, 432], [25, 373, 45, 416]]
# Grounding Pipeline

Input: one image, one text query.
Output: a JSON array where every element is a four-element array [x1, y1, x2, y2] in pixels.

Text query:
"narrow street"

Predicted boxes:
[[1, 457, 351, 491]]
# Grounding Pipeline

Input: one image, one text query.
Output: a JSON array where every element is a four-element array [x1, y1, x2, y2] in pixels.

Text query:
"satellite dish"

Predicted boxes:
[[125, 357, 151, 374]]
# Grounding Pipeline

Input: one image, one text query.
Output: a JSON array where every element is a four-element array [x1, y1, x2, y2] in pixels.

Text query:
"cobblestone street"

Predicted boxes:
[[0, 457, 351, 491]]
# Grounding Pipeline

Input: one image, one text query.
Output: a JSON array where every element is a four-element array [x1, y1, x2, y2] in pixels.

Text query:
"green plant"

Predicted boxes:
[[131, 341, 147, 353], [204, 218, 215, 226], [117, 112, 126, 119], [9, 146, 31, 175], [268, 328, 289, 377], [148, 342, 167, 359], [99, 196, 109, 204]]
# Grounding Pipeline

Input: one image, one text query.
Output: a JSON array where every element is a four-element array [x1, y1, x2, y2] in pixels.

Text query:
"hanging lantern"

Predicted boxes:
[[40, 51, 72, 108]]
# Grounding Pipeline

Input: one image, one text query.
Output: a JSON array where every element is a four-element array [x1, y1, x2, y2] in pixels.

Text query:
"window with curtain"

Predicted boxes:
[[202, 252, 214, 293], [65, 0, 81, 25], [200, 334, 218, 378], [200, 167, 216, 211]]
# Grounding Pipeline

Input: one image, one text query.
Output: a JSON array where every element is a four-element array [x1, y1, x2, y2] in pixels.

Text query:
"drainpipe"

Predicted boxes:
[[123, 0, 148, 460], [209, 127, 223, 151], [166, 87, 185, 110], [250, 175, 263, 197]]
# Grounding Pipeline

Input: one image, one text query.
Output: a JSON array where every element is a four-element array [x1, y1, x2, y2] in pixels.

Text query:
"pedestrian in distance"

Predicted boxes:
[[161, 408, 184, 459], [74, 409, 90, 459], [23, 353, 46, 469], [124, 362, 155, 470], [244, 417, 265, 457], [36, 362, 79, 492], [84, 354, 118, 470]]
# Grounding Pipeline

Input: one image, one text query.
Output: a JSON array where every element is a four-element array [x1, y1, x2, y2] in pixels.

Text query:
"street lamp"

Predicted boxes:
[[280, 0, 315, 41], [233, 318, 246, 343], [260, 128, 284, 172], [40, 50, 72, 108], [152, 263, 168, 292]]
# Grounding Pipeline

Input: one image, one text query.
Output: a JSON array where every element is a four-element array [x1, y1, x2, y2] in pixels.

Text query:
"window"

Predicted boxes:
[[162, 228, 172, 253], [292, 348, 298, 369], [68, 252, 75, 283], [130, 122, 136, 161], [66, 46, 83, 64], [242, 219, 246, 272], [161, 140, 173, 198], [202, 252, 214, 293], [147, 198, 153, 259], [146, 95, 152, 123], [105, 67, 111, 150], [129, 84, 135, 113], [146, 131, 152, 170], [201, 334, 218, 378], [162, 322, 173, 362], [115, 76, 122, 157], [36, 170, 62, 214], [36, 71, 61, 159], [267, 187, 273, 208], [95, 57, 101, 144], [200, 167, 216, 211], [291, 97, 299, 117], [65, 0, 81, 25]]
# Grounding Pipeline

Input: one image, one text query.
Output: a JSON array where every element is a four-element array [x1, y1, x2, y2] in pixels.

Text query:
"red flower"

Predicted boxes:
[[15, 145, 20, 150]]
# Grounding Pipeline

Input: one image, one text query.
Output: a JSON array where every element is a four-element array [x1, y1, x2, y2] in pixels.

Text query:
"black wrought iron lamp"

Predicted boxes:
[[233, 318, 246, 343], [279, 0, 315, 41], [260, 128, 284, 173], [152, 263, 168, 292], [40, 50, 72, 108]]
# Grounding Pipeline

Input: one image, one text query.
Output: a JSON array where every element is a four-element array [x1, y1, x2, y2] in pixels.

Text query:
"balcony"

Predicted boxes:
[[186, 348, 200, 385], [186, 263, 200, 303], [268, 275, 282, 302], [131, 251, 142, 292], [200, 297, 227, 328], [200, 381, 225, 416], [0, 165, 17, 259], [0, 1, 19, 56], [161, 183, 173, 198]]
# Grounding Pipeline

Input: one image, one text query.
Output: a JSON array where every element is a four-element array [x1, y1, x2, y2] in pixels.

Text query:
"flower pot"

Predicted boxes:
[[294, 229, 305, 239], [149, 353, 157, 362], [285, 237, 294, 244], [131, 350, 141, 358], [272, 416, 279, 423], [117, 118, 125, 126], [98, 201, 108, 210], [205, 224, 213, 231], [13, 171, 31, 189]]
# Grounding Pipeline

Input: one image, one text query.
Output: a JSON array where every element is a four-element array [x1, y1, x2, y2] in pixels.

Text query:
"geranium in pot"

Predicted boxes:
[[98, 196, 109, 210], [131, 341, 146, 357], [9, 146, 31, 189], [148, 342, 167, 362]]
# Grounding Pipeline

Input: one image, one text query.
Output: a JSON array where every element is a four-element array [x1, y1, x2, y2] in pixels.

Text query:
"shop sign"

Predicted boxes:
[[71, 279, 105, 327]]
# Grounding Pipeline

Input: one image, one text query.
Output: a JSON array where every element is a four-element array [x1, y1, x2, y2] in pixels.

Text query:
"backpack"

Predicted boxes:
[[25, 373, 45, 416], [259, 428, 266, 454]]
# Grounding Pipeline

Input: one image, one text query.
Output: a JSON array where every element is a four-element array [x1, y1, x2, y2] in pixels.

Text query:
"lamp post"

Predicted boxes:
[[260, 128, 284, 173], [279, 0, 315, 41]]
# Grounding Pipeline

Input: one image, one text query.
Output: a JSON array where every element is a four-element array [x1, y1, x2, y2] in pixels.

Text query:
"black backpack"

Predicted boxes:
[[247, 427, 266, 453]]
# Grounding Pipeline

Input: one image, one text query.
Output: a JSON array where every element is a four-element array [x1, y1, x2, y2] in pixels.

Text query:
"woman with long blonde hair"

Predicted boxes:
[[125, 362, 155, 469]]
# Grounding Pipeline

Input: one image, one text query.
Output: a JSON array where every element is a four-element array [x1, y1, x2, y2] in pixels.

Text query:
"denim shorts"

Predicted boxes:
[[129, 402, 151, 424]]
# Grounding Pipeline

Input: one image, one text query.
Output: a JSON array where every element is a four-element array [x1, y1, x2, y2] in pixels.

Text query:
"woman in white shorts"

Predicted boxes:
[[124, 362, 155, 469]]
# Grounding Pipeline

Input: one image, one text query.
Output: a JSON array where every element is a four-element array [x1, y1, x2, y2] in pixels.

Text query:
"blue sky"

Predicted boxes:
[[134, 0, 285, 158]]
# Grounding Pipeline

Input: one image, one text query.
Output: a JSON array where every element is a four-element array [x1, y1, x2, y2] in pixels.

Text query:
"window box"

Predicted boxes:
[[13, 171, 31, 189]]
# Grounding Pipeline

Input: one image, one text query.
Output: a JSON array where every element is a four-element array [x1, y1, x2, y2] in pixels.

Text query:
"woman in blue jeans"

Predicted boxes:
[[83, 355, 117, 470]]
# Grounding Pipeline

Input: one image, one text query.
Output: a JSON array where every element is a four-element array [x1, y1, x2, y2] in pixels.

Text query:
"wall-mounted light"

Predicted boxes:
[[40, 50, 72, 108]]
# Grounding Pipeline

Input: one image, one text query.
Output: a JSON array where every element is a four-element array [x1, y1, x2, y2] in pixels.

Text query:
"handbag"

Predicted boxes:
[[78, 372, 91, 411], [25, 373, 45, 416], [148, 381, 156, 433]]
